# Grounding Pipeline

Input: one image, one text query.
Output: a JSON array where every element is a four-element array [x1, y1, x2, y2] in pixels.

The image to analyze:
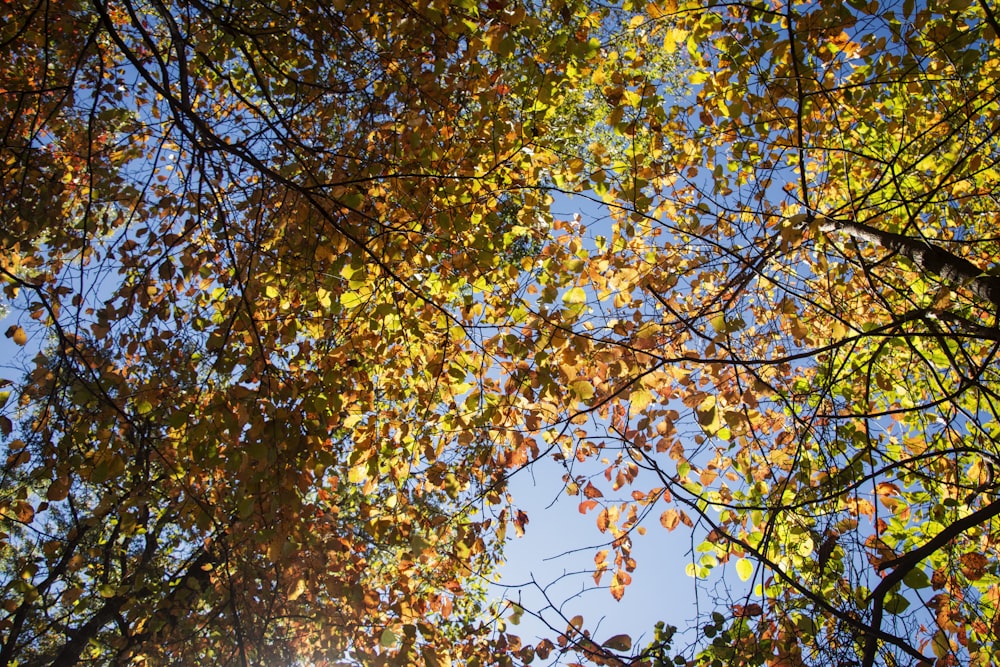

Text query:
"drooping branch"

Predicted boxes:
[[819, 216, 1000, 310]]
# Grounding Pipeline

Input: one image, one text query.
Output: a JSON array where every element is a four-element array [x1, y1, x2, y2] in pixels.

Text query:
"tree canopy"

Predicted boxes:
[[1, 0, 999, 666]]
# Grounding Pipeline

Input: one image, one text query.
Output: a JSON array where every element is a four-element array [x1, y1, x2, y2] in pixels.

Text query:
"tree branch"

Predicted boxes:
[[818, 216, 1000, 310], [862, 497, 1000, 667]]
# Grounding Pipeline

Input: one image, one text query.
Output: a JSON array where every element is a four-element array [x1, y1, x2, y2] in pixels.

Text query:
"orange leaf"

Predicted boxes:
[[660, 509, 679, 531], [610, 570, 632, 601], [5, 325, 26, 346]]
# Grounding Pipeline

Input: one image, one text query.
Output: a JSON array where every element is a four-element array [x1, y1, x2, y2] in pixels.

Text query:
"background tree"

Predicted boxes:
[[5, 0, 1000, 666], [506, 0, 1000, 666], [0, 0, 613, 663]]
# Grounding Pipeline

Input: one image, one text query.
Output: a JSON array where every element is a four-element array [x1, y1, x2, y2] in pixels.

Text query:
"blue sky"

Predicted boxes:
[[496, 452, 701, 651], [480, 190, 741, 659]]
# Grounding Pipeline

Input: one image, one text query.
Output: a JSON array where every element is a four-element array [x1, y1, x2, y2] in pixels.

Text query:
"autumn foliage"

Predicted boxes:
[[2, 0, 1000, 666]]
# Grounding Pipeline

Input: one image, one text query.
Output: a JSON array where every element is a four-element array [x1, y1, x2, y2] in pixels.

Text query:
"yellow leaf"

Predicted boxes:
[[570, 379, 595, 401], [316, 287, 332, 309], [5, 325, 27, 346], [629, 388, 654, 412], [695, 395, 720, 434], [562, 286, 587, 305], [663, 27, 687, 54], [610, 570, 631, 600], [340, 290, 366, 309], [347, 465, 367, 484]]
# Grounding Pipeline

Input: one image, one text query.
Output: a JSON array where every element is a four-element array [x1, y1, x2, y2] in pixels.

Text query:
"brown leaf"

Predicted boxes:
[[601, 633, 632, 651], [46, 477, 70, 502], [960, 553, 988, 581]]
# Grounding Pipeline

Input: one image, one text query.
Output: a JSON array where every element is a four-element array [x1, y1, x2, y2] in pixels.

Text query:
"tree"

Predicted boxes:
[[0, 0, 609, 663], [4, 0, 1000, 666], [506, 0, 1000, 666]]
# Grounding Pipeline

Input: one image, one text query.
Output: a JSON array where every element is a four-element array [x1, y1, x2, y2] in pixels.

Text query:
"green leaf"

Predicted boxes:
[[903, 568, 930, 590], [379, 628, 398, 648], [884, 593, 910, 615]]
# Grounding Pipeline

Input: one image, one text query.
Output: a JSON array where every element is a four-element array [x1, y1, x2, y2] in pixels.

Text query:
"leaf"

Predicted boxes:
[[629, 388, 654, 413], [884, 593, 910, 615], [5, 325, 26, 346], [579, 499, 599, 513], [46, 477, 70, 502], [960, 553, 989, 581], [660, 509, 679, 531], [339, 290, 367, 310], [287, 578, 307, 601], [694, 395, 719, 434], [931, 630, 951, 659], [610, 570, 632, 600], [735, 558, 753, 582], [601, 634, 632, 651], [508, 601, 524, 625], [562, 287, 587, 305], [903, 568, 931, 590], [379, 628, 398, 648], [570, 379, 595, 401], [596, 508, 609, 532]]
